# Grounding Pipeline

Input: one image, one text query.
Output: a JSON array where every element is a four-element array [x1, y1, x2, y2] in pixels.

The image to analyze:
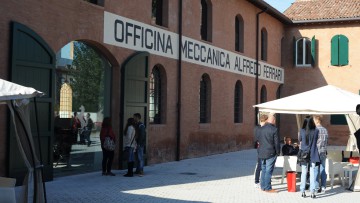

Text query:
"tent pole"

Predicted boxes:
[[11, 101, 37, 203], [34, 97, 47, 203]]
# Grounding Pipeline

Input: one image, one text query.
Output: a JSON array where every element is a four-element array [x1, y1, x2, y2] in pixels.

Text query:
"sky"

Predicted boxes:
[[264, 0, 295, 13]]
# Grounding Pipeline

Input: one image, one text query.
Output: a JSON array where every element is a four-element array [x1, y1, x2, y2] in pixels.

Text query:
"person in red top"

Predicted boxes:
[[72, 112, 81, 144], [100, 117, 116, 176]]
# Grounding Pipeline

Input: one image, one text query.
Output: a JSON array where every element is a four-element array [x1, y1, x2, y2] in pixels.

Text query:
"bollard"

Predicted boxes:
[[286, 171, 297, 192]]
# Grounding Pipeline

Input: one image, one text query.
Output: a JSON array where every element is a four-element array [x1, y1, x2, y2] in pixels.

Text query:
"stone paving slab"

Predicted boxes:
[[17, 149, 360, 202]]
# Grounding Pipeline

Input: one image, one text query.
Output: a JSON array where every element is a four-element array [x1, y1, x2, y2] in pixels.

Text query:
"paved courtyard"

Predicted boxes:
[[24, 149, 360, 203]]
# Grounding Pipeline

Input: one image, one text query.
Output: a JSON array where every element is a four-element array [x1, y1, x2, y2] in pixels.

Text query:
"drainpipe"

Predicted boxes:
[[255, 7, 267, 126], [176, 0, 183, 161]]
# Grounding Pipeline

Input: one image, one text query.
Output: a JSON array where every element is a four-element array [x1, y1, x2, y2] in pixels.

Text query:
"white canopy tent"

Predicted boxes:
[[0, 79, 46, 202], [253, 85, 360, 191]]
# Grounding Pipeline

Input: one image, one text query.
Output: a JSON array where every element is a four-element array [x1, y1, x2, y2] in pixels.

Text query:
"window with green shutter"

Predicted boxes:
[[295, 36, 316, 67], [311, 36, 316, 66], [331, 34, 349, 66]]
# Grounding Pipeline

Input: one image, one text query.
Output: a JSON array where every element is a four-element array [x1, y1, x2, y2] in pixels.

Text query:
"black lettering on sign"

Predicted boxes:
[[114, 19, 124, 42], [188, 41, 193, 60], [145, 28, 153, 49], [133, 25, 141, 46], [166, 35, 173, 54], [125, 22, 133, 44]]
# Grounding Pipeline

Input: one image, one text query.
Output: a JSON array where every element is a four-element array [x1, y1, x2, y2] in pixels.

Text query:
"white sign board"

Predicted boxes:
[[104, 11, 284, 83]]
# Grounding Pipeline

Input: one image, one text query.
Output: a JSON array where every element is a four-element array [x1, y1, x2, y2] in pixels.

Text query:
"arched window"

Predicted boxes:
[[294, 36, 316, 67], [234, 81, 243, 123], [200, 73, 211, 123], [235, 15, 244, 52], [149, 65, 163, 124], [201, 0, 212, 42], [260, 85, 267, 103], [152, 0, 169, 27], [152, 0, 163, 26], [261, 28, 267, 61], [281, 37, 285, 67], [59, 83, 72, 118]]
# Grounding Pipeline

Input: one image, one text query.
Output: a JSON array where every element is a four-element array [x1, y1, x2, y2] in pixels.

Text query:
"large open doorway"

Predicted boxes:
[[9, 22, 55, 183], [53, 41, 111, 177], [121, 52, 149, 168]]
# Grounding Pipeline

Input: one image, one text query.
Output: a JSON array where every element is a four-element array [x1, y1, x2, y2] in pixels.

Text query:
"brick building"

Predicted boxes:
[[0, 0, 357, 182]]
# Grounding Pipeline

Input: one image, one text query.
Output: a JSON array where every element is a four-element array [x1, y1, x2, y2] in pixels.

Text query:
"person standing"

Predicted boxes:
[[123, 118, 137, 177], [84, 113, 94, 147], [254, 114, 268, 188], [314, 115, 328, 193], [299, 117, 320, 198], [282, 137, 299, 156], [256, 114, 280, 193], [100, 117, 116, 176], [71, 112, 81, 144], [134, 113, 146, 177]]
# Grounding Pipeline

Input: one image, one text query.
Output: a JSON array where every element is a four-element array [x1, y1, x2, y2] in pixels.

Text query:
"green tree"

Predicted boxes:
[[70, 42, 104, 112]]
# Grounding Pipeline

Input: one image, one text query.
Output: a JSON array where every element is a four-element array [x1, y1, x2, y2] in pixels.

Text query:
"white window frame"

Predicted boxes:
[[296, 38, 312, 67]]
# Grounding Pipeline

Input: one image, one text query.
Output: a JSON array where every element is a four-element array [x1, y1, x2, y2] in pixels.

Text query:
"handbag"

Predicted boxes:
[[122, 133, 136, 160], [103, 129, 116, 151], [297, 149, 310, 163], [297, 129, 314, 164]]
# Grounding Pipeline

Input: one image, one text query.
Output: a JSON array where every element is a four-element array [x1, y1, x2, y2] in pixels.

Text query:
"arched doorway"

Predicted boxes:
[[9, 22, 55, 183], [53, 41, 112, 177], [121, 52, 149, 168]]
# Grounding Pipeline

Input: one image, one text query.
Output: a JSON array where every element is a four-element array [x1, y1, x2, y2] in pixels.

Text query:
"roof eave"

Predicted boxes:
[[247, 0, 293, 25], [292, 17, 360, 24]]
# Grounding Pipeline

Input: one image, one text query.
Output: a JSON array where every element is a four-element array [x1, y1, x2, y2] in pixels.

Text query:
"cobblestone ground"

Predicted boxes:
[[21, 149, 360, 203]]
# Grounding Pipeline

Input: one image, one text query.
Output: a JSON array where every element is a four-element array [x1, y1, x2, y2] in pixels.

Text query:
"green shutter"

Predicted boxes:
[[339, 34, 349, 66], [331, 35, 339, 66], [311, 36, 316, 66], [293, 37, 296, 66]]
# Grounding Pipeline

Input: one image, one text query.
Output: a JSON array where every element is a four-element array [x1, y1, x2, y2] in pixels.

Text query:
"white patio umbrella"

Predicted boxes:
[[0, 79, 46, 202], [253, 85, 360, 191]]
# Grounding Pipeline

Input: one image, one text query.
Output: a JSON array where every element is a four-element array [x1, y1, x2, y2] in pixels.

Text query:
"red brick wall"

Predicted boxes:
[[282, 23, 360, 145], [0, 0, 285, 176]]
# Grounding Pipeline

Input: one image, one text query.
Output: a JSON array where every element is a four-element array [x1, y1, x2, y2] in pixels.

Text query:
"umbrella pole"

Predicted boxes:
[[34, 97, 47, 203]]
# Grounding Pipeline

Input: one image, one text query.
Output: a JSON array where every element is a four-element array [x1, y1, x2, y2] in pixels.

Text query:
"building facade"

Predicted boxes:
[[281, 0, 360, 145], [0, 0, 355, 183]]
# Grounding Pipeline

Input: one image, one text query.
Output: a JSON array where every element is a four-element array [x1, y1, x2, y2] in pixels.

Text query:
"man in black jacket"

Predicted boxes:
[[134, 113, 146, 176], [256, 114, 280, 193], [254, 114, 268, 188], [282, 137, 299, 156]]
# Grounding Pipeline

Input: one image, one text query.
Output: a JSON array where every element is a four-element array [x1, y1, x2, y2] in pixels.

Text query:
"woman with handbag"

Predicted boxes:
[[299, 117, 320, 198], [100, 117, 116, 176], [123, 117, 137, 177]]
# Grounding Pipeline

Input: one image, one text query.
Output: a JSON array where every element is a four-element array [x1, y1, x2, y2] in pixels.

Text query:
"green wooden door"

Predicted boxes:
[[121, 52, 149, 167], [9, 22, 55, 183]]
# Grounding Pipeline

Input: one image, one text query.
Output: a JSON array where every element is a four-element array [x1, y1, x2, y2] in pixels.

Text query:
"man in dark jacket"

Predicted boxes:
[[134, 113, 146, 176], [282, 137, 299, 156], [256, 114, 280, 193], [254, 114, 268, 188]]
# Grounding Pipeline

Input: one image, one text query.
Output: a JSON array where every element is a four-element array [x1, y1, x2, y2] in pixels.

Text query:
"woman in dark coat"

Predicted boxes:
[[100, 117, 116, 176], [299, 117, 320, 198]]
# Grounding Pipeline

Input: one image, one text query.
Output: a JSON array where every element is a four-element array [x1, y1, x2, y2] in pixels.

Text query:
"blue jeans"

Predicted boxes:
[[255, 157, 261, 184], [125, 147, 135, 162], [316, 153, 327, 189], [136, 145, 144, 172], [300, 162, 319, 193], [260, 155, 277, 191]]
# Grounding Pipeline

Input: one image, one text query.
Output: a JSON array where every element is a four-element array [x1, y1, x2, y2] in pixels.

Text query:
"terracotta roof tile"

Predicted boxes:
[[284, 0, 360, 21]]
